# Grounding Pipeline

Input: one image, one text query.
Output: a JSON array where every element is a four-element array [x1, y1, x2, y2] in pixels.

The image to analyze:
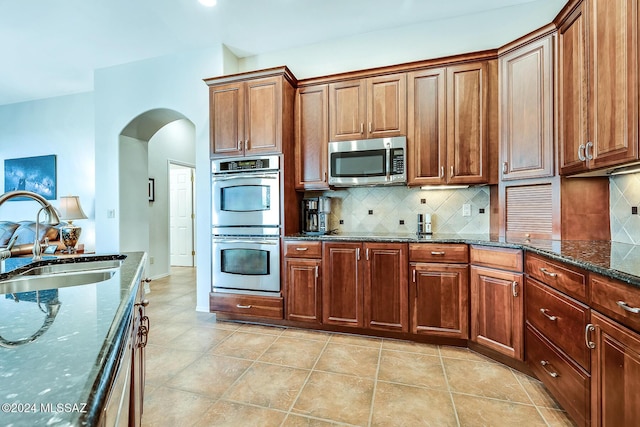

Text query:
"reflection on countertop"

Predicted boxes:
[[285, 233, 640, 288]]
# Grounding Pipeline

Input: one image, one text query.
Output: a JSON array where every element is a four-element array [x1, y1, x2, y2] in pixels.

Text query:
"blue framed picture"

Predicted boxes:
[[4, 155, 57, 200]]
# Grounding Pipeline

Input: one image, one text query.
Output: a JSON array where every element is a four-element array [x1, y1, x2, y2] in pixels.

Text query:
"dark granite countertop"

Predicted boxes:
[[285, 233, 640, 289], [0, 252, 146, 426]]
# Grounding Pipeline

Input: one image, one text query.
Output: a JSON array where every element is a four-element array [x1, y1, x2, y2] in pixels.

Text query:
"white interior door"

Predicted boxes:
[[170, 163, 195, 266]]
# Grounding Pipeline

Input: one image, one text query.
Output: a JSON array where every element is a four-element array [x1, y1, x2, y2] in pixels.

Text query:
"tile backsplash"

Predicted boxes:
[[610, 172, 640, 244], [309, 186, 491, 235]]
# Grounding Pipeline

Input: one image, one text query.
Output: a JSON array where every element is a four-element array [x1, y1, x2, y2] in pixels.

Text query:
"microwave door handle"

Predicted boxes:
[[386, 147, 391, 181]]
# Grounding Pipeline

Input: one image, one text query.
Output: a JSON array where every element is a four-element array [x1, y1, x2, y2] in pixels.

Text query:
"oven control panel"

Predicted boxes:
[[212, 155, 280, 173]]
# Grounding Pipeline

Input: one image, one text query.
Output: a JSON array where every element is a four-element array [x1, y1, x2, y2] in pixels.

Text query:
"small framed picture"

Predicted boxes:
[[148, 178, 155, 202]]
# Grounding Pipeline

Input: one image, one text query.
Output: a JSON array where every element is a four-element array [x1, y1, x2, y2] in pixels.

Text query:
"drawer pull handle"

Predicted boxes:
[[540, 308, 557, 321], [540, 360, 559, 378], [512, 281, 519, 297], [295, 247, 309, 251], [616, 301, 640, 314], [431, 251, 446, 256], [540, 268, 558, 278], [236, 304, 252, 309], [585, 323, 595, 349]]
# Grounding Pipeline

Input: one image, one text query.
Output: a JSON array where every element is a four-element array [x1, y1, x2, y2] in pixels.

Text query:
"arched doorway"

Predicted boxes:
[[118, 108, 196, 279]]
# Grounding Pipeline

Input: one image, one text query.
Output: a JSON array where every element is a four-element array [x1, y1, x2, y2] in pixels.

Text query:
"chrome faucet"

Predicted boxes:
[[0, 190, 60, 260]]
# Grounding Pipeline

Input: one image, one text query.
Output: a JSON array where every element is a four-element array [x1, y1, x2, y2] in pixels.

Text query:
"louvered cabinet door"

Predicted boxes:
[[505, 183, 554, 239]]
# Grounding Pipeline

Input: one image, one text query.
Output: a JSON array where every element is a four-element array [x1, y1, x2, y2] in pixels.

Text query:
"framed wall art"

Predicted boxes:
[[3, 154, 57, 200]]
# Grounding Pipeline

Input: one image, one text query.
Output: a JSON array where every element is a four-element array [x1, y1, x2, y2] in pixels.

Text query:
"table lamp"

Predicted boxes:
[[58, 196, 88, 253]]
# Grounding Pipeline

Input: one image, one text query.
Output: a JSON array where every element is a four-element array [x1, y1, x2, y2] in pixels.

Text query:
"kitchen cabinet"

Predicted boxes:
[[407, 60, 494, 185], [499, 32, 554, 180], [101, 275, 149, 427], [329, 73, 406, 142], [322, 241, 408, 332], [409, 243, 469, 339], [294, 85, 329, 190], [589, 311, 640, 427], [470, 245, 524, 360], [524, 252, 591, 426], [206, 67, 296, 158], [284, 241, 322, 323], [558, 0, 639, 175]]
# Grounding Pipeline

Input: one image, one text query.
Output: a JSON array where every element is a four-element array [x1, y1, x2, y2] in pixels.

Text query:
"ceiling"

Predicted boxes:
[[0, 0, 566, 106]]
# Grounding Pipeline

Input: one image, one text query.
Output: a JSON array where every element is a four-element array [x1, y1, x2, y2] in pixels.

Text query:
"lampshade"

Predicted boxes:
[[58, 196, 87, 221]]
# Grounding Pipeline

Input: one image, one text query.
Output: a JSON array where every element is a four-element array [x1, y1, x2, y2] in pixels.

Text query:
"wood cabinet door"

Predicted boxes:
[[446, 62, 489, 184], [285, 257, 322, 323], [470, 265, 524, 360], [407, 68, 447, 185], [295, 85, 329, 190], [590, 311, 640, 427], [366, 74, 407, 139], [587, 0, 638, 170], [245, 76, 282, 155], [500, 34, 554, 180], [322, 242, 363, 327], [558, 4, 588, 175], [210, 82, 245, 157], [363, 243, 408, 332], [329, 80, 366, 141], [410, 263, 469, 339]]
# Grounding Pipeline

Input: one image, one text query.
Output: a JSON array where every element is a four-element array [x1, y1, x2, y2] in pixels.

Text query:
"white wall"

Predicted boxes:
[[0, 92, 96, 251], [94, 46, 224, 311], [239, 0, 566, 79]]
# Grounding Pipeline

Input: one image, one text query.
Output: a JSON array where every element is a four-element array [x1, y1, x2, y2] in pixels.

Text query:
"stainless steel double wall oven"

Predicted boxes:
[[211, 155, 281, 295]]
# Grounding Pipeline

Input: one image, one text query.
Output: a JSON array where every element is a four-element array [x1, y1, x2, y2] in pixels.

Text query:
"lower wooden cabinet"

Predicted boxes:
[[590, 311, 640, 427], [210, 292, 284, 319], [470, 246, 524, 360], [322, 241, 408, 332], [285, 257, 322, 323], [410, 262, 469, 339]]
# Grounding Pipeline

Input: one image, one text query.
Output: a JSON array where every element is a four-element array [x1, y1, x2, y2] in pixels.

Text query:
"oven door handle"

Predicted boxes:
[[212, 173, 278, 182], [386, 147, 391, 182], [212, 239, 279, 245]]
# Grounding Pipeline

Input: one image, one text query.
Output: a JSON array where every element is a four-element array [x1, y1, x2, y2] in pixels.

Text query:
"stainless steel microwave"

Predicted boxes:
[[328, 136, 406, 187]]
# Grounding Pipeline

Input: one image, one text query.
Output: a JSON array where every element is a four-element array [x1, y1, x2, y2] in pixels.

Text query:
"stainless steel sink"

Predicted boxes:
[[0, 260, 122, 294], [17, 259, 123, 276]]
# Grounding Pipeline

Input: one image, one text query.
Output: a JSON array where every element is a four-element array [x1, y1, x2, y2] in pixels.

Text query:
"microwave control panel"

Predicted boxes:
[[391, 149, 405, 175]]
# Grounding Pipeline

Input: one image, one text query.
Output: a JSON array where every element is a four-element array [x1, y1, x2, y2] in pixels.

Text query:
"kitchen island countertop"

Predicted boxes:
[[0, 252, 146, 426], [285, 233, 640, 288]]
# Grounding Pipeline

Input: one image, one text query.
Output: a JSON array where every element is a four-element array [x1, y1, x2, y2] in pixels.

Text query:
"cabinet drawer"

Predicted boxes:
[[525, 253, 588, 302], [470, 245, 523, 271], [284, 241, 322, 258], [526, 325, 590, 427], [409, 243, 468, 263], [590, 273, 640, 333], [525, 277, 590, 371], [210, 292, 283, 319]]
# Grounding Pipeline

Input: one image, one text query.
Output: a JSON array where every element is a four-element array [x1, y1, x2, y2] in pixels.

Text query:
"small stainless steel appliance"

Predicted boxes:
[[301, 197, 331, 235], [328, 136, 406, 187], [211, 155, 281, 295]]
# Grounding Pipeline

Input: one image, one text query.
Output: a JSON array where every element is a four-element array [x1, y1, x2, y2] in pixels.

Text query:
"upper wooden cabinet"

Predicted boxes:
[[206, 67, 296, 158], [499, 33, 555, 180], [295, 85, 329, 190], [329, 73, 407, 141], [558, 0, 639, 175], [407, 60, 495, 185]]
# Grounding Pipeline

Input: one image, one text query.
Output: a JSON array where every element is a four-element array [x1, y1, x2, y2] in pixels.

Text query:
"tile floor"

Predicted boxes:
[[142, 267, 575, 427]]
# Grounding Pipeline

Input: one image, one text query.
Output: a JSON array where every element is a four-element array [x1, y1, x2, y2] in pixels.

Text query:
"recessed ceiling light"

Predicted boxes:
[[199, 0, 217, 6]]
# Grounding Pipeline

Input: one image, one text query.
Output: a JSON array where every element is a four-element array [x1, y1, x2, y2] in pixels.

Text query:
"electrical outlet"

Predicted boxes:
[[107, 209, 116, 219], [150, 257, 155, 265], [462, 204, 471, 217], [633, 206, 638, 215]]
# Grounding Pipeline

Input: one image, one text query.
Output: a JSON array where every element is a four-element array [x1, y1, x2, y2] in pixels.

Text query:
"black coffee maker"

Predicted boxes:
[[301, 197, 331, 235]]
